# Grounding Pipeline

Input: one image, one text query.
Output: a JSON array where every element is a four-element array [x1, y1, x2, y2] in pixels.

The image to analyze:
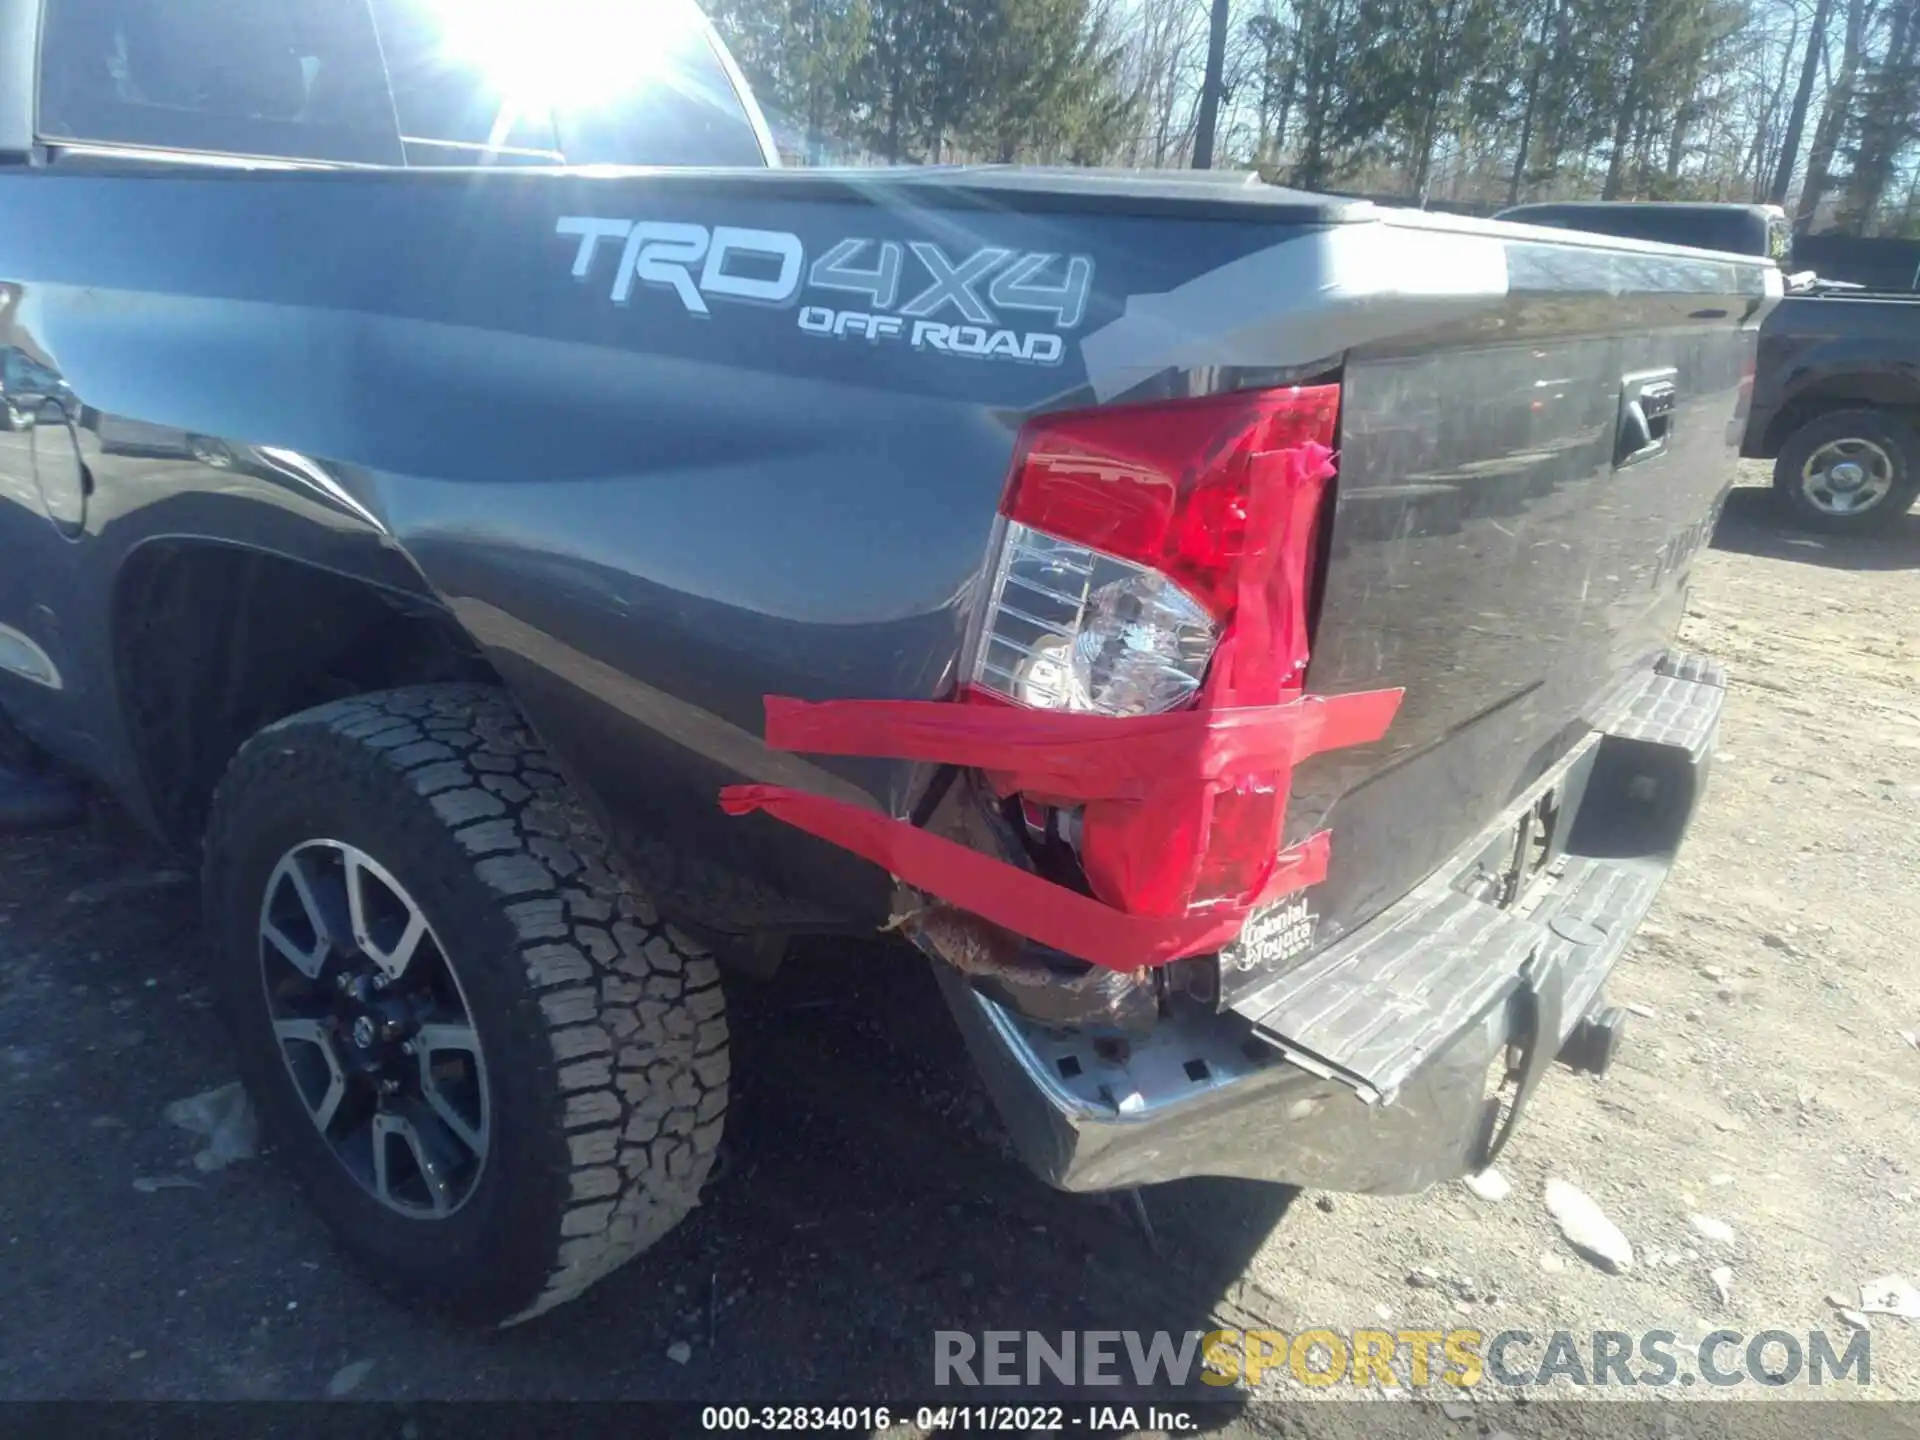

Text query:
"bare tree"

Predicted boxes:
[[1771, 0, 1834, 200], [1113, 0, 1207, 166], [1799, 0, 1880, 227], [1508, 0, 1563, 203], [1192, 0, 1234, 166]]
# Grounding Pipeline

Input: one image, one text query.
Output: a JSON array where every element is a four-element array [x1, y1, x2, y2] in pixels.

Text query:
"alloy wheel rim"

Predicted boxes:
[[257, 840, 489, 1218], [1800, 437, 1895, 516]]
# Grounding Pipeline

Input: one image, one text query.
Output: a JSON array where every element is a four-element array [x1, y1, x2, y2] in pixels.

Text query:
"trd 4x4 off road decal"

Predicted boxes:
[[556, 217, 1092, 366]]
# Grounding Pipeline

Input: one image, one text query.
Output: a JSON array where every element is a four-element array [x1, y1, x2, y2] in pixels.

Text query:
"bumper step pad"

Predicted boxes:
[[1236, 887, 1538, 1103], [1531, 855, 1667, 1038], [1228, 651, 1723, 1105], [1594, 651, 1725, 759]]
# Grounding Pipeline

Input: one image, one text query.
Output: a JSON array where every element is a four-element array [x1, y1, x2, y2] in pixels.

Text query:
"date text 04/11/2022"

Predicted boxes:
[[696, 1405, 1201, 1432]]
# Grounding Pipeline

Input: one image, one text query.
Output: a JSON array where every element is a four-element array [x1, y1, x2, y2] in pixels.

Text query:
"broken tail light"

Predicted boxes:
[[719, 380, 1399, 974], [964, 385, 1342, 918]]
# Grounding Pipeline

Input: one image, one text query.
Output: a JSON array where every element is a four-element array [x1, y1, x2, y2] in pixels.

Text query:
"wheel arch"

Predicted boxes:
[[109, 536, 503, 849], [1760, 366, 1920, 457]]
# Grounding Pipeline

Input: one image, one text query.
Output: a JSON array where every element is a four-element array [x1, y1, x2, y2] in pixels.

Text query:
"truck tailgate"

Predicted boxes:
[[1222, 220, 1774, 1009]]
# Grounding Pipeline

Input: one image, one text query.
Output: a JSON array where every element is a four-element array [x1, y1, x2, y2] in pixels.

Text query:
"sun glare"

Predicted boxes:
[[417, 0, 694, 116]]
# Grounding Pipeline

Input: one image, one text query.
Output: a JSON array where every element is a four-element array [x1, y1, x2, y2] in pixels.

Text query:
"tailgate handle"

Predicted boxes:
[[1616, 370, 1677, 467]]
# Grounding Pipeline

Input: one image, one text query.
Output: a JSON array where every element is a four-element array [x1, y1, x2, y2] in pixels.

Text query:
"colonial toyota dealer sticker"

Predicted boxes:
[[555, 217, 1091, 365]]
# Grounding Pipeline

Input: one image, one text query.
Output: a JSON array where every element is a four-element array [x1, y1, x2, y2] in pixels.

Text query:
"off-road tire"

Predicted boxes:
[[202, 684, 727, 1324], [1773, 407, 1920, 534]]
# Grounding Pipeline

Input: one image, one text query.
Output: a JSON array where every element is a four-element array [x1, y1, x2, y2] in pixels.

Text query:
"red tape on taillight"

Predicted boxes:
[[719, 384, 1402, 971], [721, 784, 1335, 971], [753, 690, 1400, 803]]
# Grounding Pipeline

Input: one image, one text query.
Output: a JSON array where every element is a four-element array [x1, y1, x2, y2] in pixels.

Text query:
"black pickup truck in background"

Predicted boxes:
[[1494, 201, 1793, 264], [1793, 233, 1920, 293], [0, 0, 1778, 1325], [1499, 200, 1920, 535], [1743, 287, 1920, 533]]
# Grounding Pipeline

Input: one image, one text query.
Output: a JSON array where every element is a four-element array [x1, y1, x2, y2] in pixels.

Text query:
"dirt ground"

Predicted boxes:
[[1, 464, 1917, 1426]]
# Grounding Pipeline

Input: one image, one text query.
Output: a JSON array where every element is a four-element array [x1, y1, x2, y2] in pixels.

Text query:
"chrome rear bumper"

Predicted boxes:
[[939, 652, 1723, 1193]]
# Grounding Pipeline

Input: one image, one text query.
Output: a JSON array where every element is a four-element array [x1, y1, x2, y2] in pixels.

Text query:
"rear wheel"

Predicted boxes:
[[202, 684, 727, 1324], [1773, 408, 1920, 534]]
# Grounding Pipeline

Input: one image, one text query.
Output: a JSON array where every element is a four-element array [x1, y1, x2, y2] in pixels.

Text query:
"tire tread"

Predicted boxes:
[[203, 683, 725, 1324]]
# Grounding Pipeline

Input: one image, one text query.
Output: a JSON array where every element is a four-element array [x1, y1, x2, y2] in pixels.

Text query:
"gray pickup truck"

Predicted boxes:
[[0, 0, 1778, 1324]]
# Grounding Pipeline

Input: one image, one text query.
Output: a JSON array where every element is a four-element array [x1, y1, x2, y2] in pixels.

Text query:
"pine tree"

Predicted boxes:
[[1837, 0, 1920, 229], [708, 0, 872, 161], [964, 0, 1134, 163]]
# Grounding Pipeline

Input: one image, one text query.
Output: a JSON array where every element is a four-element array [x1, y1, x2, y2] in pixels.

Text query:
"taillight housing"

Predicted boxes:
[[964, 383, 1341, 919]]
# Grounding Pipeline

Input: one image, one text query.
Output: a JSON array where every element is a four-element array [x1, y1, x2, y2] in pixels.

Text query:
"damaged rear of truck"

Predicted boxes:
[[724, 194, 1777, 1199], [0, 67, 1777, 1315]]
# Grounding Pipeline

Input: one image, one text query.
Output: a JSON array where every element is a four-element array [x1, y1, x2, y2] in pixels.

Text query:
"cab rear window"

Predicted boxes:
[[542, 5, 769, 167], [37, 0, 767, 169], [38, 0, 403, 164]]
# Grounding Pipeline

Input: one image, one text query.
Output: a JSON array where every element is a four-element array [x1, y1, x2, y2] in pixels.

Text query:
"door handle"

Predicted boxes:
[[1616, 370, 1677, 467]]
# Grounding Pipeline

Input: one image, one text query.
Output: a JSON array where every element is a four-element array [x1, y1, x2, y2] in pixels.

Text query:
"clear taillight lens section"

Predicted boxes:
[[972, 522, 1217, 716]]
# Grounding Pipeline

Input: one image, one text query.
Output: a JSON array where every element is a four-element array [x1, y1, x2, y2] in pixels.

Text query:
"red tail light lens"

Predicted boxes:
[[968, 383, 1342, 920], [1001, 386, 1339, 623]]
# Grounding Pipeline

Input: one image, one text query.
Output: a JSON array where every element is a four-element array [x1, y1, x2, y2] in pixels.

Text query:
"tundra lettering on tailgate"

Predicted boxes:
[[555, 217, 1091, 366]]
